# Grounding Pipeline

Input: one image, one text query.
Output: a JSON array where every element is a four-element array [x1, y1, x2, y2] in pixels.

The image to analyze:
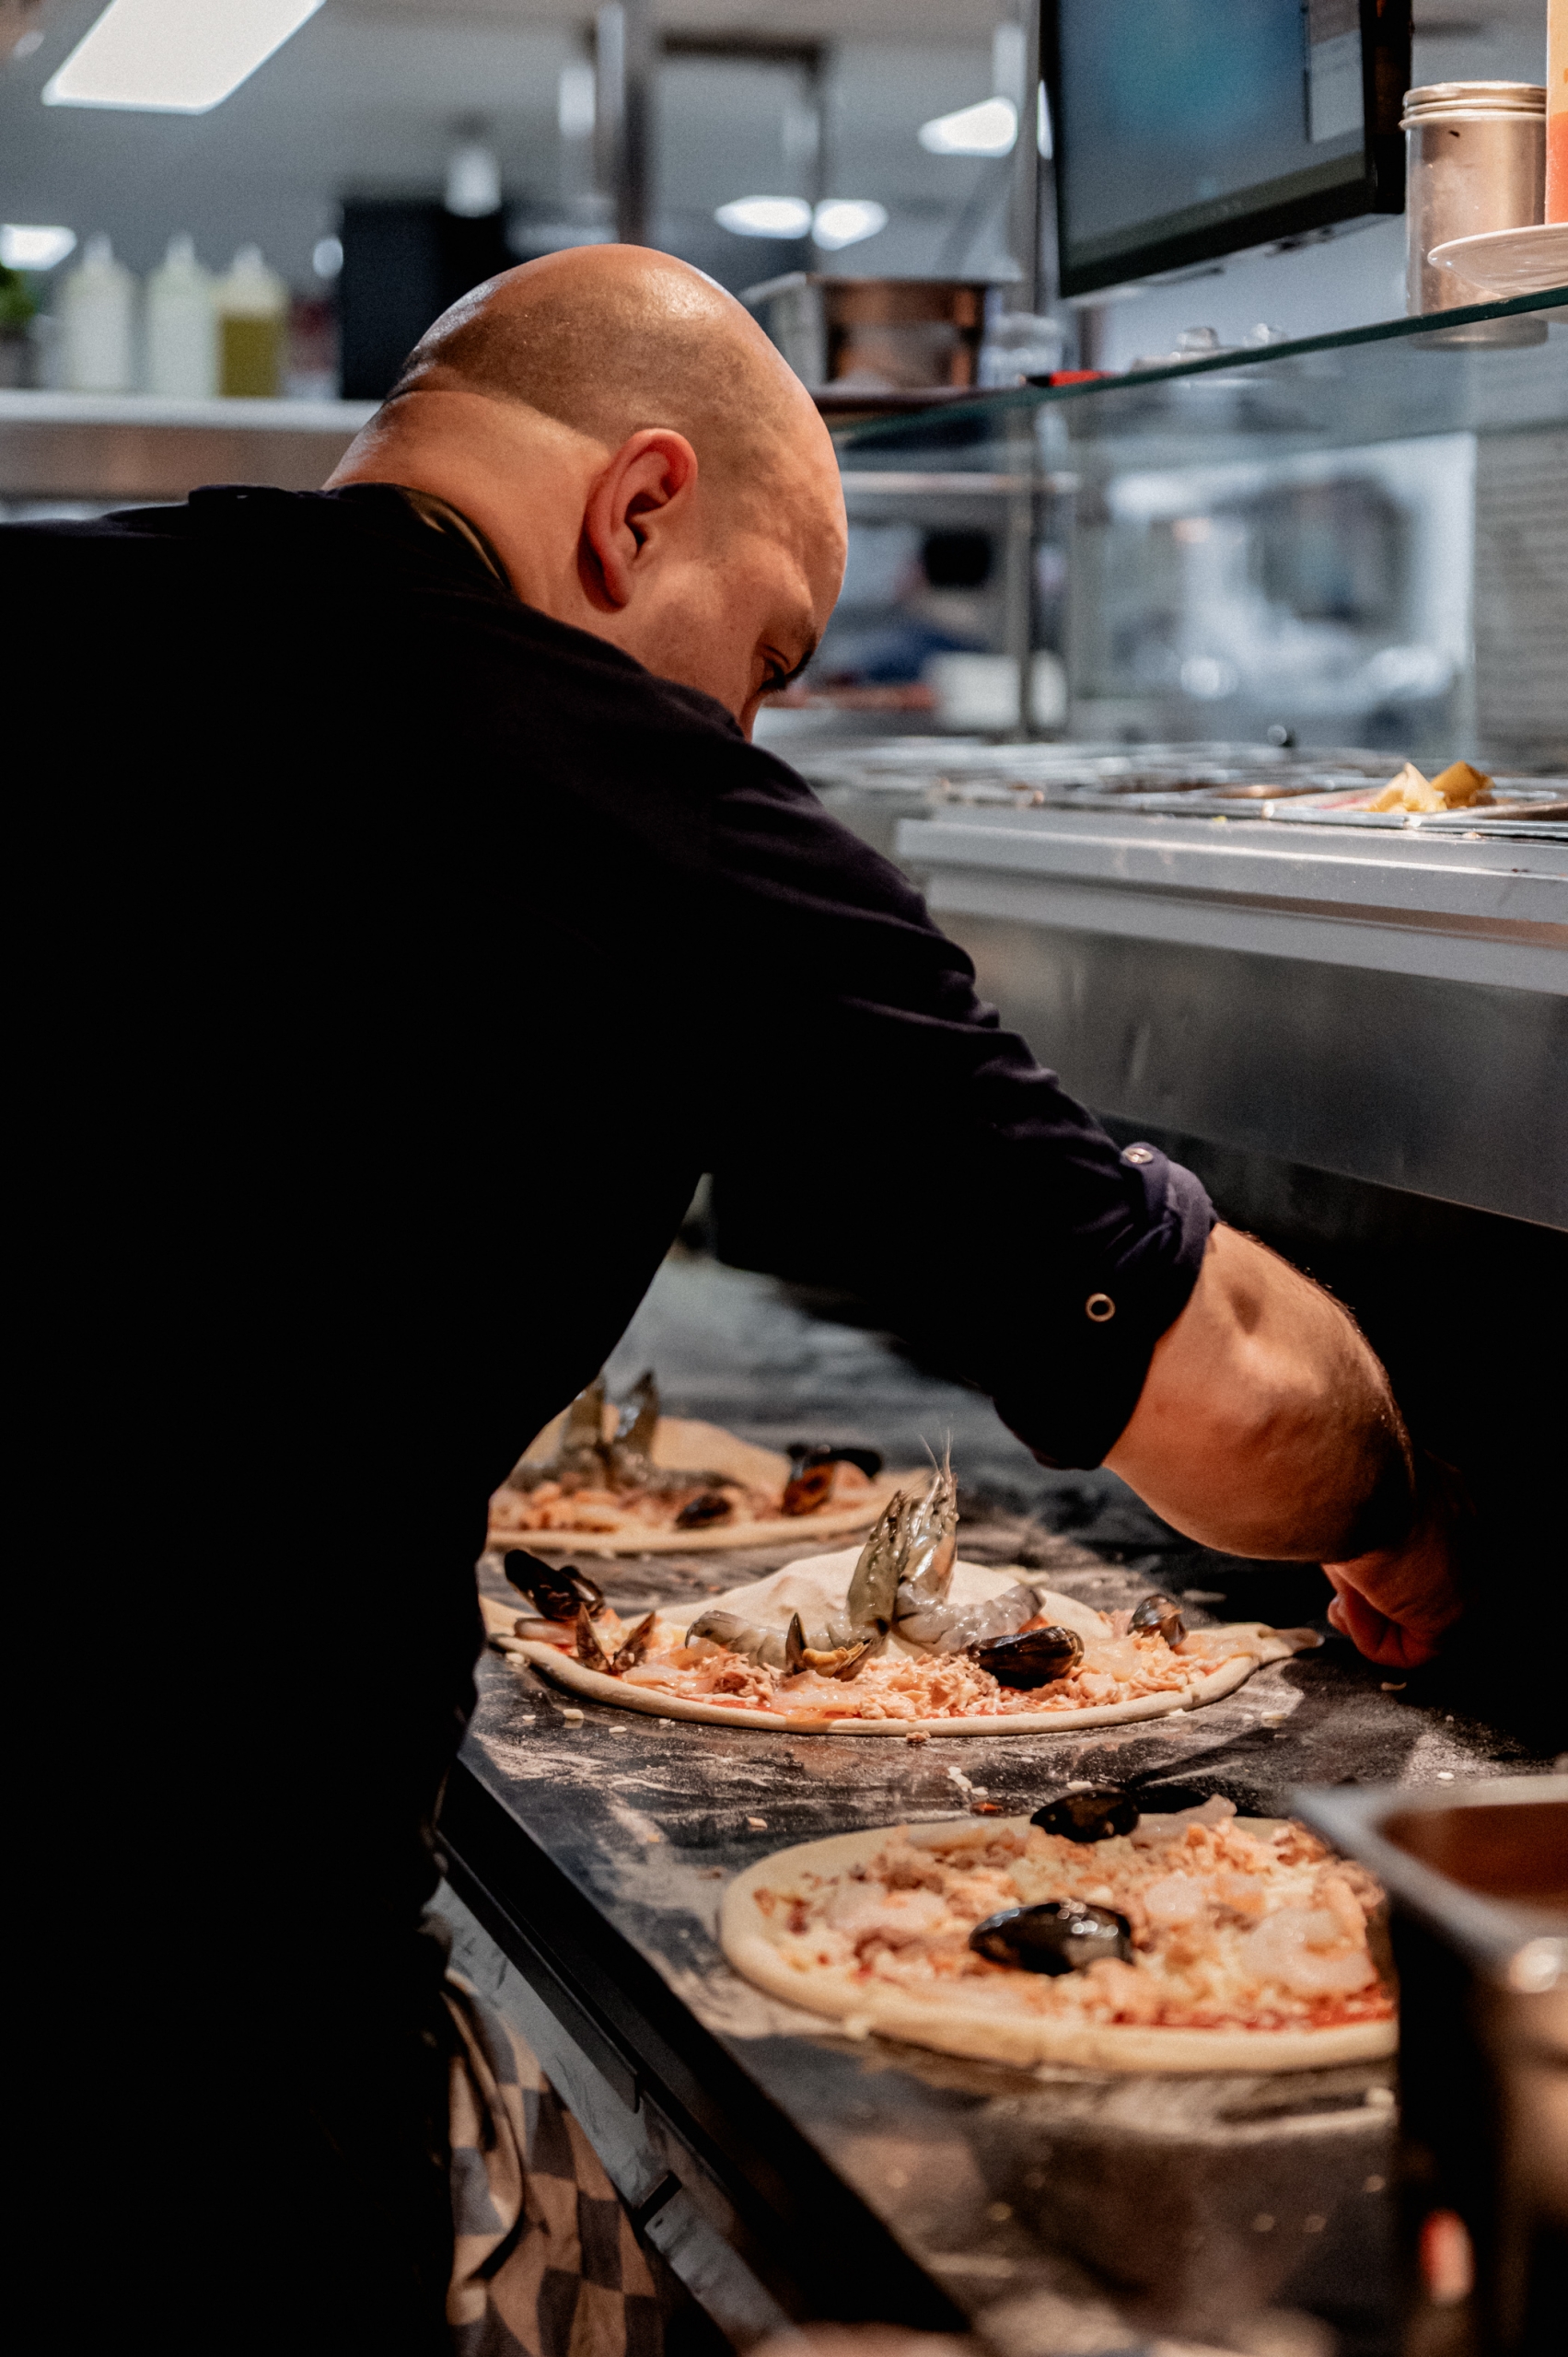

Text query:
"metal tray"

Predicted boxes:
[[1260, 780, 1568, 830], [1086, 772, 1391, 817]]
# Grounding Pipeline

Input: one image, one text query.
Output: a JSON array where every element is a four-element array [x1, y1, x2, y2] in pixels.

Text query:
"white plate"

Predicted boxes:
[[1428, 222, 1568, 298]]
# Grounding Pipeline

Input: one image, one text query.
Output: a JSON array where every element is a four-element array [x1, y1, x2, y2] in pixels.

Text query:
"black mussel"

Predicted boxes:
[[970, 1623, 1084, 1689], [1130, 1591, 1185, 1645], [784, 1613, 873, 1681], [676, 1490, 734, 1528], [788, 1443, 884, 1480], [610, 1611, 657, 1675], [1029, 1785, 1138, 1843], [783, 1444, 885, 1517], [969, 1898, 1133, 1975], [782, 1459, 836, 1516], [504, 1550, 605, 1621], [574, 1603, 613, 1673]]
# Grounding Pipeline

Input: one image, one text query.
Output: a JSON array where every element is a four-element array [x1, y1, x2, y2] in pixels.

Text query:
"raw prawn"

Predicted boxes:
[[684, 1485, 908, 1675], [504, 1369, 731, 1500], [891, 1462, 1040, 1654]]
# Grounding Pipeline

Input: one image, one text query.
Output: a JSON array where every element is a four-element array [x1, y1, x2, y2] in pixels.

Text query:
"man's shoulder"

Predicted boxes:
[[0, 500, 194, 561]]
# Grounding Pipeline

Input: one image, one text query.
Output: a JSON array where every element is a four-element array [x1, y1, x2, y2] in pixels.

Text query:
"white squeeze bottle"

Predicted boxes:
[[145, 234, 216, 398], [61, 234, 137, 393], [215, 244, 287, 397]]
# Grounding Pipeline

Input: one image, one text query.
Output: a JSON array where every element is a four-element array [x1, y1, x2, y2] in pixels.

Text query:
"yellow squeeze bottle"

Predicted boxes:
[[215, 246, 286, 398]]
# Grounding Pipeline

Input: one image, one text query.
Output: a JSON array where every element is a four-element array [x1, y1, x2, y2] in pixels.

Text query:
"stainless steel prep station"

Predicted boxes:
[[889, 792, 1565, 1230]]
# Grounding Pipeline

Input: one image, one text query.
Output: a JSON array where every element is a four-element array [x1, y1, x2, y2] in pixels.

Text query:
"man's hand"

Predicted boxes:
[[1322, 1462, 1469, 1668], [1106, 1225, 1465, 1663]]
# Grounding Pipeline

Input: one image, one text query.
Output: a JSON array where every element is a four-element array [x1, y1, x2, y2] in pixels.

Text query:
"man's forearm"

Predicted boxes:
[[1104, 1224, 1415, 1561]]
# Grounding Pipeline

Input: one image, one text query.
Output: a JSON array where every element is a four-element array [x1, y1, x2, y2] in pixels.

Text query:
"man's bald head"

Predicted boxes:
[[329, 245, 846, 735], [389, 244, 830, 509]]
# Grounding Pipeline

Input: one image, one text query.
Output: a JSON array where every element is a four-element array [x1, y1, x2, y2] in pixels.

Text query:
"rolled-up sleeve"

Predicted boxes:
[[693, 755, 1215, 1469]]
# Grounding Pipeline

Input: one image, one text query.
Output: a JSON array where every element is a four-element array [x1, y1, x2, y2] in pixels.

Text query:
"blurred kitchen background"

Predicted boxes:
[[1, 0, 1561, 762]]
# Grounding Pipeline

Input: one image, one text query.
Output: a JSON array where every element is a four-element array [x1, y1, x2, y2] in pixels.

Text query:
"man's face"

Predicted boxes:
[[631, 470, 846, 737]]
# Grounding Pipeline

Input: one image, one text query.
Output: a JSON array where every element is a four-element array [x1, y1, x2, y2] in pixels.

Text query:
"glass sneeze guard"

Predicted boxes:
[[830, 285, 1568, 476]]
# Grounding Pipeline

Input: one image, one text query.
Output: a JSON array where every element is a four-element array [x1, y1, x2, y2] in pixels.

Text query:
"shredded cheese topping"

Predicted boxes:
[[530, 1601, 1262, 1722], [752, 1809, 1392, 2033]]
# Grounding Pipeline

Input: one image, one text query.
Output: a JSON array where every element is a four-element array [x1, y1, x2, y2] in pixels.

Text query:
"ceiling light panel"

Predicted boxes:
[[715, 196, 813, 239], [812, 200, 888, 250], [918, 96, 1017, 157], [1, 225, 78, 270], [44, 0, 325, 115]]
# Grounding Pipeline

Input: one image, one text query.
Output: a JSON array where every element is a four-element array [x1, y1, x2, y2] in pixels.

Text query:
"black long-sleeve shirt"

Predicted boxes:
[[11, 480, 1214, 2347], [13, 477, 1212, 1899]]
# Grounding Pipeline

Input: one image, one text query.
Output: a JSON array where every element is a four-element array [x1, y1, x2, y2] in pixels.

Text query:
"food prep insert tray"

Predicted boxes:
[[1257, 780, 1568, 830]]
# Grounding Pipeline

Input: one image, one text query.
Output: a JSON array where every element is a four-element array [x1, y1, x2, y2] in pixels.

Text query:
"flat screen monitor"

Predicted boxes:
[[1045, 0, 1409, 299]]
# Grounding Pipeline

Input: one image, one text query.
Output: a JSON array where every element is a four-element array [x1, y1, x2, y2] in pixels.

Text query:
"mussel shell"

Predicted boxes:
[[574, 1601, 612, 1672], [676, 1490, 734, 1527], [787, 1444, 884, 1480], [970, 1622, 1084, 1689], [969, 1898, 1133, 1975], [504, 1550, 605, 1620], [610, 1611, 657, 1674], [1029, 1784, 1138, 1843], [1130, 1590, 1186, 1644], [782, 1464, 838, 1516]]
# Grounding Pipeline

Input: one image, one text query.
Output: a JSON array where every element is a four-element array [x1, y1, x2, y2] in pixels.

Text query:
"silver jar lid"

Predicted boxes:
[[1402, 80, 1546, 125]]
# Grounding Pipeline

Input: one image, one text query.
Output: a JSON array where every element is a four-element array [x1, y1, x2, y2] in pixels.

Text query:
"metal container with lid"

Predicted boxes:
[[1403, 82, 1547, 321]]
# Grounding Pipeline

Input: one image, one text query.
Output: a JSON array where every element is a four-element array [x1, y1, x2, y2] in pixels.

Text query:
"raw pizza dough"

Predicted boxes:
[[494, 1550, 1318, 1735], [489, 1414, 912, 1556], [720, 1817, 1396, 2073]]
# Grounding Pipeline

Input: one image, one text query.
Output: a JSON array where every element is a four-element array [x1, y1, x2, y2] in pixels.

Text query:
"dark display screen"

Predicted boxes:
[[1051, 0, 1382, 295]]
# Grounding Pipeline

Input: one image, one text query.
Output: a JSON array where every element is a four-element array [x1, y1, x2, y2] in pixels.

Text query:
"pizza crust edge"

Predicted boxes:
[[499, 1625, 1311, 1734]]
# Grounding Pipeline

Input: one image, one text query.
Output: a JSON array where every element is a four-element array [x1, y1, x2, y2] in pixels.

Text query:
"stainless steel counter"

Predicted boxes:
[[893, 807, 1568, 1228]]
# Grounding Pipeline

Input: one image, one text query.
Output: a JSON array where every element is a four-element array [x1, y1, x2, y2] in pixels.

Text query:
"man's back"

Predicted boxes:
[[11, 482, 1211, 2347], [16, 474, 1210, 1841]]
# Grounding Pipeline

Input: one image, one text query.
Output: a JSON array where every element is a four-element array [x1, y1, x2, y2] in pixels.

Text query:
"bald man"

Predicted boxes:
[[8, 247, 1457, 2352]]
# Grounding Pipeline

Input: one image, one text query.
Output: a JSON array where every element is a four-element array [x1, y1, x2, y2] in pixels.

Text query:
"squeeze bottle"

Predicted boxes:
[[146, 235, 216, 398], [215, 246, 286, 397], [60, 235, 136, 393]]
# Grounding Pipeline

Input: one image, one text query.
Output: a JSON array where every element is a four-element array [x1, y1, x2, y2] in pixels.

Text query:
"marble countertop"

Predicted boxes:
[[443, 1251, 1556, 2351]]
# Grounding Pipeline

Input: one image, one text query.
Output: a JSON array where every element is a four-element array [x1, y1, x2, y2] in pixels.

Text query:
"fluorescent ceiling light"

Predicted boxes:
[[918, 96, 1017, 157], [812, 199, 888, 251], [43, 0, 324, 114], [715, 195, 813, 239], [0, 224, 77, 270]]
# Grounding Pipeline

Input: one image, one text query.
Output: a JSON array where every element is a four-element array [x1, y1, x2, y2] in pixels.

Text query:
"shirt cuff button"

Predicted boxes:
[[1086, 1293, 1116, 1321], [1121, 1145, 1154, 1166]]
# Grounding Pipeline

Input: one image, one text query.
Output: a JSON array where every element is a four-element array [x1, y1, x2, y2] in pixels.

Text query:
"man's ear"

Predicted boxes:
[[579, 428, 700, 611]]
